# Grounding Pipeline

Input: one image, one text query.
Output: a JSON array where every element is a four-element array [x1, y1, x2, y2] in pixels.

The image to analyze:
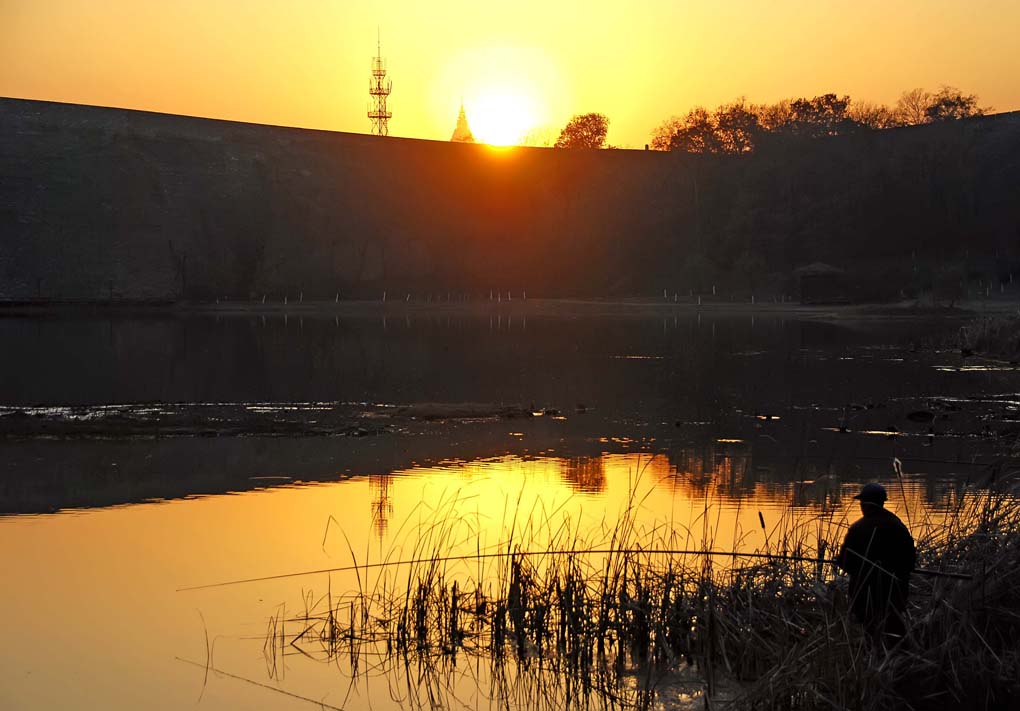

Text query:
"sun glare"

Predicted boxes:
[[469, 90, 536, 146]]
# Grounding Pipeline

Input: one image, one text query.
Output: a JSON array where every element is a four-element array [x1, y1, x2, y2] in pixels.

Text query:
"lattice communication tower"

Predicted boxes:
[[368, 34, 392, 136]]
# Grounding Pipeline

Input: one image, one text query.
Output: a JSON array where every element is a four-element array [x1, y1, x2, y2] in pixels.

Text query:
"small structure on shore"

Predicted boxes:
[[795, 262, 849, 304]]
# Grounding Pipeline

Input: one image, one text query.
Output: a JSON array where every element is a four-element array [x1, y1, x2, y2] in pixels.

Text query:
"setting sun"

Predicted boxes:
[[468, 90, 537, 145]]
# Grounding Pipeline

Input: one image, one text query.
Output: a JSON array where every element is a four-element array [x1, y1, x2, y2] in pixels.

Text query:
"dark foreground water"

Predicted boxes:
[[1, 308, 1017, 710]]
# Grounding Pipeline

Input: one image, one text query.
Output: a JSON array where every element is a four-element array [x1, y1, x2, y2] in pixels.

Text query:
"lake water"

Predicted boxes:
[[1, 308, 1017, 710]]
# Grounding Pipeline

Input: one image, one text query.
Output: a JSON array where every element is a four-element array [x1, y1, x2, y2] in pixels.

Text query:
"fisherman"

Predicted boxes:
[[835, 483, 916, 641]]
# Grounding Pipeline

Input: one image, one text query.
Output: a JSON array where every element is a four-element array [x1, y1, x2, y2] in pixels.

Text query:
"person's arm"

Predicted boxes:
[[835, 539, 847, 571], [835, 527, 862, 576], [902, 527, 917, 576]]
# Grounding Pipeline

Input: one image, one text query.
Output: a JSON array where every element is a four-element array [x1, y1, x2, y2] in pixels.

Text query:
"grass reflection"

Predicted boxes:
[[253, 453, 1020, 710]]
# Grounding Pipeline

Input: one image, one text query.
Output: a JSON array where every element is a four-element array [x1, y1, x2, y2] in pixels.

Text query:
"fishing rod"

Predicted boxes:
[[177, 547, 970, 592]]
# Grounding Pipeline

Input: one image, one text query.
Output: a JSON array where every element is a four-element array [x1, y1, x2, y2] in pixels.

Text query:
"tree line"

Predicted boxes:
[[547, 85, 1016, 305], [552, 86, 987, 151]]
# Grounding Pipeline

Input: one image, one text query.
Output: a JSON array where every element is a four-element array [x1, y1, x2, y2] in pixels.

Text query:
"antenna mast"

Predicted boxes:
[[368, 30, 392, 136]]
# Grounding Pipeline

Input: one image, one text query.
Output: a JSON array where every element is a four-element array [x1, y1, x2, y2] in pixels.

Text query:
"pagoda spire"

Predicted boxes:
[[450, 99, 475, 143]]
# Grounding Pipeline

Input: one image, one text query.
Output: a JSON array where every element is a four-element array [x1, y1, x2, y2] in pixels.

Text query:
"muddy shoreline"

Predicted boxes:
[[2, 296, 1018, 320], [0, 401, 538, 439]]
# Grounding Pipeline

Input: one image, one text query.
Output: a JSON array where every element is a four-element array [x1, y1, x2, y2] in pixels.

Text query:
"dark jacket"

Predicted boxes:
[[836, 506, 916, 629]]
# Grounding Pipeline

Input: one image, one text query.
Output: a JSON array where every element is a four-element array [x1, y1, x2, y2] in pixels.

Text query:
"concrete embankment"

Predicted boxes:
[[0, 98, 681, 302], [2, 98, 1019, 303]]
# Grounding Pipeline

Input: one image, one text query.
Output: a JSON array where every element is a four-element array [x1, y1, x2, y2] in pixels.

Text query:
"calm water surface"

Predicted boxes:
[[1, 310, 1016, 710]]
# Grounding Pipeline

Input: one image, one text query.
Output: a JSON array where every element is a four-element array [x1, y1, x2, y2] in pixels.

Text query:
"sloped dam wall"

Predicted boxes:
[[0, 99, 688, 302], [2, 98, 1018, 303]]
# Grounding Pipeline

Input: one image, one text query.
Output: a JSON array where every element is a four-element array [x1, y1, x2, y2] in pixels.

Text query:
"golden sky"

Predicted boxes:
[[2, 0, 1018, 147]]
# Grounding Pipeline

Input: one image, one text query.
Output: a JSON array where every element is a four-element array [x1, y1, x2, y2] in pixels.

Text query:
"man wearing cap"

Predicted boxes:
[[835, 483, 916, 641]]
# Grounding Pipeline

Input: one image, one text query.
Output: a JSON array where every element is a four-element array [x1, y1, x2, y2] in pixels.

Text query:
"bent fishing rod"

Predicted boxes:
[[178, 547, 970, 592]]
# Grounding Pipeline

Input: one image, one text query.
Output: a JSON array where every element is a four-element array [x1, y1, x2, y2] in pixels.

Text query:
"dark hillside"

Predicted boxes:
[[1, 98, 1018, 302], [684, 116, 1020, 299]]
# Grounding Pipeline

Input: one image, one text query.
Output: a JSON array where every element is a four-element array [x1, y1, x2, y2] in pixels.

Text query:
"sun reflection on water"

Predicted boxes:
[[0, 450, 990, 711]]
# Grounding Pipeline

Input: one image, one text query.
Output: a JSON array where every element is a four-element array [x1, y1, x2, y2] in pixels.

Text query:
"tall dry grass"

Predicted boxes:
[[960, 315, 1020, 361], [266, 472, 1020, 711]]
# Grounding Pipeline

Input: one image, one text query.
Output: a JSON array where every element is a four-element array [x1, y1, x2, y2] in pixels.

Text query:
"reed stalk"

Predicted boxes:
[[262, 476, 1020, 710]]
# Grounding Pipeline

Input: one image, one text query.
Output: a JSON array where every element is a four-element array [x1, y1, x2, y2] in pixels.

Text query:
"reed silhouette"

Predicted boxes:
[[263, 467, 1020, 710]]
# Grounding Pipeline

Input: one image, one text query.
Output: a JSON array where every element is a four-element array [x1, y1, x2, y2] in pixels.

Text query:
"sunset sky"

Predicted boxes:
[[2, 0, 1018, 147]]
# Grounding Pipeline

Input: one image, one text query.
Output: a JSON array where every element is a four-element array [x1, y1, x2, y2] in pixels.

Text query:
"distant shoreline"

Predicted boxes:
[[1, 297, 1017, 320]]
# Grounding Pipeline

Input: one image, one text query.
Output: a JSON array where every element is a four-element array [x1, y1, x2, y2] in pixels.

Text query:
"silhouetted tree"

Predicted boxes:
[[650, 116, 684, 150], [894, 88, 932, 126], [786, 94, 854, 137], [519, 126, 557, 147], [754, 100, 794, 133], [652, 102, 760, 153], [925, 86, 985, 122], [669, 107, 723, 153], [715, 99, 760, 152], [849, 101, 897, 129], [554, 113, 609, 149], [651, 86, 987, 156]]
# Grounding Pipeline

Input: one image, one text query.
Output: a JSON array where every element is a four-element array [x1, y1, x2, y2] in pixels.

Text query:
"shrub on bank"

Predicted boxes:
[[961, 316, 1020, 360]]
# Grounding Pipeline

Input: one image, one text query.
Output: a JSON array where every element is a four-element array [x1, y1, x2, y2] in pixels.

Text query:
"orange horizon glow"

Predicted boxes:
[[2, 1, 1019, 148]]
